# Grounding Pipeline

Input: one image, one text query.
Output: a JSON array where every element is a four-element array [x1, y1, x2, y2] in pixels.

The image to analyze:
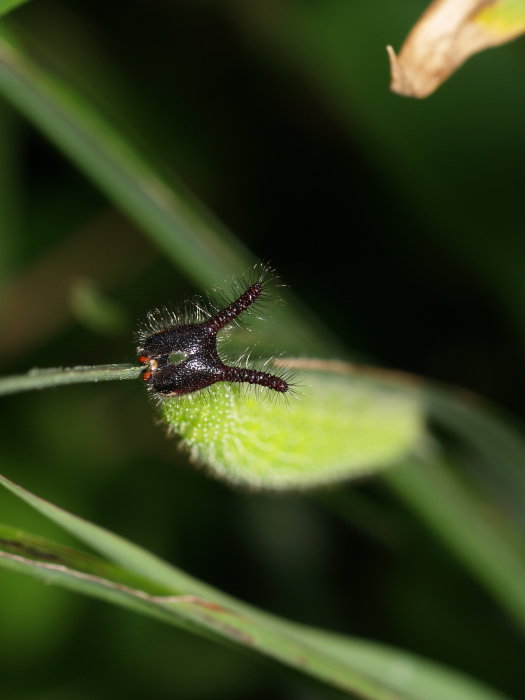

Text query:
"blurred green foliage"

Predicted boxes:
[[0, 1, 525, 698]]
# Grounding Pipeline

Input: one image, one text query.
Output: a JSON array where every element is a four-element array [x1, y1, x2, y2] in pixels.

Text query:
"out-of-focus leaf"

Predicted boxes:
[[386, 454, 525, 631], [0, 0, 30, 18], [0, 212, 153, 362], [426, 387, 525, 534], [69, 278, 128, 336], [388, 0, 525, 98], [0, 523, 166, 594], [0, 481, 510, 700]]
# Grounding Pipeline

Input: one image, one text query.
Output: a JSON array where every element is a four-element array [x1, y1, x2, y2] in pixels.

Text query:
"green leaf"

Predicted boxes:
[[0, 478, 509, 700], [160, 363, 424, 489], [0, 523, 165, 594], [426, 387, 525, 534]]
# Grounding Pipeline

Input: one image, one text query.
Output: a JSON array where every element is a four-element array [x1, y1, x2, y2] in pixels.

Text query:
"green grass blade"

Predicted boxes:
[[300, 628, 509, 700], [0, 364, 141, 396], [427, 387, 525, 533], [0, 485, 509, 700], [304, 363, 525, 631], [0, 472, 214, 596], [386, 454, 525, 631], [0, 524, 227, 643], [0, 523, 169, 594], [0, 0, 30, 18]]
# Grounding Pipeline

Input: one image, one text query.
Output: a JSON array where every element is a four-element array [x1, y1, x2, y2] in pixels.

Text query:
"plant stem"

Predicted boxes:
[[0, 364, 142, 396]]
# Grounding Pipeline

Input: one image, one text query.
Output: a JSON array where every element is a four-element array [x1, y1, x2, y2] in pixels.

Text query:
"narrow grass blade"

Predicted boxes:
[[0, 364, 141, 396], [0, 485, 509, 700], [0, 523, 168, 594], [386, 453, 525, 632], [427, 387, 525, 533], [0, 0, 30, 18]]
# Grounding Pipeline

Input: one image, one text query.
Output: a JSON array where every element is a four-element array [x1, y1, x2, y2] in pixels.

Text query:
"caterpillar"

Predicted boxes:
[[136, 265, 290, 397], [136, 267, 423, 490]]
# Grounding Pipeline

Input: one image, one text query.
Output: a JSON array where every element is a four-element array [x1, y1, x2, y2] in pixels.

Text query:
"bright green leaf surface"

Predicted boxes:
[[161, 367, 423, 489], [0, 480, 509, 700]]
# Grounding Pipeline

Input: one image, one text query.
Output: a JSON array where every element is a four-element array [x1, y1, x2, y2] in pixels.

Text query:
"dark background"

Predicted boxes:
[[0, 1, 524, 698]]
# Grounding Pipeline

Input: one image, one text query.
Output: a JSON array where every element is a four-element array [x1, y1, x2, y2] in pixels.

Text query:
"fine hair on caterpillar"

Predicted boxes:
[[136, 264, 294, 399]]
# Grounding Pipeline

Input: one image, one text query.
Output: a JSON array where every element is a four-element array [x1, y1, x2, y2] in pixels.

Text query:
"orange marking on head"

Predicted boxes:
[[138, 355, 149, 365]]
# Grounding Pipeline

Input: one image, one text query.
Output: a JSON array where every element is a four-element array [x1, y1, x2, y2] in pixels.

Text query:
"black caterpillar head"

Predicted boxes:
[[137, 272, 289, 396]]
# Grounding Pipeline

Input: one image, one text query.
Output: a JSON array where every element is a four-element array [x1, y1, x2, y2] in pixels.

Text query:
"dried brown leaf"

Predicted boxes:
[[388, 0, 525, 98]]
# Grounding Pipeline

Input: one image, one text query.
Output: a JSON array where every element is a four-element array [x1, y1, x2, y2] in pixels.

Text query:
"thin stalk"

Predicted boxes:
[[0, 363, 141, 396]]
